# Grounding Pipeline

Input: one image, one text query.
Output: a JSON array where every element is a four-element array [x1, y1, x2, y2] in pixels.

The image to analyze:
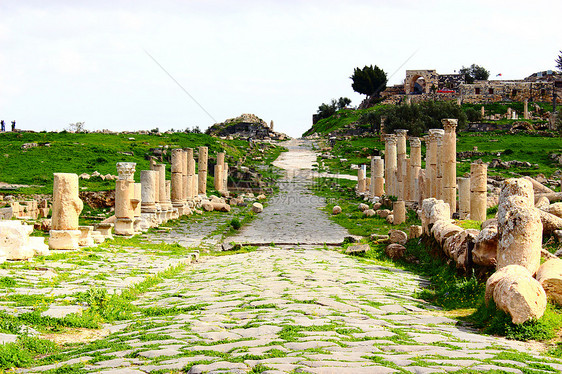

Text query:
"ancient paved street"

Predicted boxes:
[[23, 140, 562, 373]]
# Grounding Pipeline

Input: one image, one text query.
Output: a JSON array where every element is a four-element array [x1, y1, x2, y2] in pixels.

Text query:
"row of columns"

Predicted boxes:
[[115, 146, 229, 236], [358, 119, 488, 221]]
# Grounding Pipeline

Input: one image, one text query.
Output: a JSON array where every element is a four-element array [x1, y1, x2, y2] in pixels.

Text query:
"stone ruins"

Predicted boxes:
[[0, 148, 233, 262], [354, 119, 562, 324]]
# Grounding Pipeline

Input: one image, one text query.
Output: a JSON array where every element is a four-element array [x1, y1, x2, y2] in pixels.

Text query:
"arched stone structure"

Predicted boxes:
[[404, 70, 439, 94]]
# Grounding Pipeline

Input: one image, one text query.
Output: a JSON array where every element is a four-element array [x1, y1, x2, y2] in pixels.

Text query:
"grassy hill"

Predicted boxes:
[[0, 131, 283, 195]]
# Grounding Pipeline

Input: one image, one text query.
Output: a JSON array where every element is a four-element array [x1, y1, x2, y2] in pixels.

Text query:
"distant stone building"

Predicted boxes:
[[378, 69, 562, 105]]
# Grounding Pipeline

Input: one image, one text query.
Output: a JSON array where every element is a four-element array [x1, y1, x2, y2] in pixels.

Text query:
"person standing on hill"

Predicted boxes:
[[11, 120, 15, 131], [0, 120, 5, 132]]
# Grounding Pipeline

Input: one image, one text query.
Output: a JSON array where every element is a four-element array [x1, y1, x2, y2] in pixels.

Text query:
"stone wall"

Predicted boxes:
[[459, 80, 562, 104]]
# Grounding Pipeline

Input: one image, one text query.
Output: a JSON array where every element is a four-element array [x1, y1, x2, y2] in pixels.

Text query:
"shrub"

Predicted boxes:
[[230, 218, 241, 230]]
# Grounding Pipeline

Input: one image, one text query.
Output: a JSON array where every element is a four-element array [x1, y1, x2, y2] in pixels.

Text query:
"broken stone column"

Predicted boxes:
[[198, 146, 208, 196], [133, 182, 147, 232], [395, 129, 408, 200], [393, 200, 406, 225], [223, 162, 229, 195], [384, 134, 397, 197], [481, 106, 485, 118], [409, 137, 421, 203], [166, 180, 176, 220], [357, 165, 366, 194], [215, 152, 225, 193], [442, 119, 457, 216], [78, 226, 95, 247], [458, 177, 471, 219], [372, 156, 384, 197], [114, 162, 136, 236], [470, 161, 488, 222], [171, 148, 187, 215], [497, 178, 542, 275], [404, 157, 411, 201], [524, 99, 529, 120], [49, 173, 83, 250]]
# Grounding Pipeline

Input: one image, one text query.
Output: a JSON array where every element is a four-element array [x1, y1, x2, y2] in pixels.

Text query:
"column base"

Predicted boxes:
[[49, 230, 81, 250], [115, 218, 134, 236]]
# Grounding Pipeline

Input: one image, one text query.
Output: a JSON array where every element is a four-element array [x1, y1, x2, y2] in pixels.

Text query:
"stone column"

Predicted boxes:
[[496, 178, 542, 275], [49, 173, 83, 249], [114, 162, 136, 236], [427, 129, 443, 199], [215, 152, 225, 193], [393, 200, 406, 225], [384, 134, 397, 197], [133, 182, 146, 232], [409, 137, 422, 203], [357, 166, 366, 194], [140, 170, 158, 228], [171, 149, 186, 215], [198, 146, 208, 196], [470, 161, 488, 222], [524, 99, 529, 119], [395, 129, 408, 200], [481, 106, 485, 118], [223, 162, 229, 195], [166, 180, 176, 219], [182, 150, 188, 201], [442, 119, 457, 216], [185, 148, 194, 202], [153, 164, 169, 223], [457, 177, 471, 220], [435, 130, 444, 200], [372, 156, 384, 197]]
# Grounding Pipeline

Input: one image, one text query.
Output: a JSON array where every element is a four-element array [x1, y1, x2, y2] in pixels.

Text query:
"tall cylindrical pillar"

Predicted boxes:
[[384, 134, 397, 197], [442, 119, 457, 216], [470, 161, 488, 222], [198, 146, 208, 196], [409, 137, 422, 203]]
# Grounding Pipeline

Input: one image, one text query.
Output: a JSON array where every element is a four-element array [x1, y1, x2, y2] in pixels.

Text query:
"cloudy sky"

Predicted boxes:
[[1, 0, 560, 137]]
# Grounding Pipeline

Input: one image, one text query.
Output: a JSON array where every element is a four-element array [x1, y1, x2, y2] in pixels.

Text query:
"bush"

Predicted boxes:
[[230, 218, 241, 230], [464, 107, 482, 122]]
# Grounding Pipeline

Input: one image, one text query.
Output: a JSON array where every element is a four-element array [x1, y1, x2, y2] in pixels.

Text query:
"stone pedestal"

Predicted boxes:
[[49, 230, 81, 250], [393, 200, 406, 225], [458, 177, 470, 219], [78, 226, 95, 247], [384, 135, 397, 197], [409, 137, 422, 202], [49, 173, 83, 250], [198, 146, 208, 196], [442, 119, 457, 216], [470, 161, 488, 222], [95, 223, 113, 240]]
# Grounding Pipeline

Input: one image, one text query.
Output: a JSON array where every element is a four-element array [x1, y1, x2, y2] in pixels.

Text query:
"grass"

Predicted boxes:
[[0, 131, 286, 195]]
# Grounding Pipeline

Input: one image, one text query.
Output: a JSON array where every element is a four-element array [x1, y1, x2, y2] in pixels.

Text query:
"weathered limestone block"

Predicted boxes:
[[421, 198, 438, 234], [377, 209, 391, 218], [486, 265, 547, 324], [458, 177, 471, 219], [523, 176, 554, 194], [473, 224, 498, 267], [393, 200, 406, 225], [49, 230, 81, 250], [372, 156, 385, 197], [363, 209, 376, 217], [543, 202, 562, 217], [409, 225, 423, 239], [388, 229, 407, 245], [51, 173, 83, 231], [357, 166, 366, 194], [535, 196, 551, 210], [201, 200, 214, 212], [358, 203, 369, 212], [252, 202, 263, 213], [429, 201, 451, 227], [536, 258, 562, 305], [211, 202, 231, 212], [78, 226, 95, 247], [537, 209, 562, 234], [91, 230, 105, 244], [444, 229, 479, 272], [95, 223, 113, 240], [0, 221, 41, 260], [332, 206, 342, 215], [386, 214, 394, 224], [497, 179, 542, 275], [346, 244, 369, 254], [433, 222, 463, 246], [385, 243, 406, 260]]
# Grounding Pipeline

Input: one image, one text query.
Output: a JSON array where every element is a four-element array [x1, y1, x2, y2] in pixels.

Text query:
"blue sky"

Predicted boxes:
[[1, 0, 560, 137]]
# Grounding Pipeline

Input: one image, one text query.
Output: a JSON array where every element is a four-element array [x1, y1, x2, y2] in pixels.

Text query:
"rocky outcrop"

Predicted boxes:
[[206, 114, 288, 140]]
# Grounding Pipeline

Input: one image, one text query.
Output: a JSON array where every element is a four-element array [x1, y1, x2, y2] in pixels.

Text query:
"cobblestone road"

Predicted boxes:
[[21, 139, 562, 373]]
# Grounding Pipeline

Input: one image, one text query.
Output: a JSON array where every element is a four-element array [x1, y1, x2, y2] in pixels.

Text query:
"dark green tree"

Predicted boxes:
[[350, 65, 387, 97], [556, 50, 562, 72], [459, 64, 490, 84], [338, 97, 352, 109], [315, 97, 352, 121]]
